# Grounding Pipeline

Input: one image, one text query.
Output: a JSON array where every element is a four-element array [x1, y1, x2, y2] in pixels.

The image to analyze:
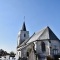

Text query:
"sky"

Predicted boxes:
[[0, 0, 60, 53]]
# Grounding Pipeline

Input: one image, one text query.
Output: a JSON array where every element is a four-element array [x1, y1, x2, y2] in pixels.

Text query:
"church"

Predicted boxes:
[[17, 22, 60, 60]]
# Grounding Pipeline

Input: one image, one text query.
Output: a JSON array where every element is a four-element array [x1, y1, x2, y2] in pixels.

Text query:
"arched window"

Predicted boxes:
[[26, 52, 29, 57], [41, 42, 46, 52], [53, 45, 58, 55], [24, 34, 26, 37]]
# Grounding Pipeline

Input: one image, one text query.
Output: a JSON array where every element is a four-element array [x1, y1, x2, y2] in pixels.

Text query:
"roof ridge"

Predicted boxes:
[[47, 27, 50, 39], [35, 26, 48, 34]]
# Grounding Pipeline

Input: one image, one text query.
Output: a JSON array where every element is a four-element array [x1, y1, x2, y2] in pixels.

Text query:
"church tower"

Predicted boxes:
[[17, 22, 29, 46]]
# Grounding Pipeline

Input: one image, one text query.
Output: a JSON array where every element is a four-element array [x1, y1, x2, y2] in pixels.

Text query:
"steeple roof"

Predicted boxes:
[[21, 22, 26, 31]]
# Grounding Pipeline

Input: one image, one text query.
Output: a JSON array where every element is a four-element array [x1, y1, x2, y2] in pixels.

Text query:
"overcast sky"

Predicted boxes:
[[0, 0, 60, 53]]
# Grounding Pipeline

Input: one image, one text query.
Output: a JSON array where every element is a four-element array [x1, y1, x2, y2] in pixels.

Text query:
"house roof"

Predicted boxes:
[[27, 26, 59, 44]]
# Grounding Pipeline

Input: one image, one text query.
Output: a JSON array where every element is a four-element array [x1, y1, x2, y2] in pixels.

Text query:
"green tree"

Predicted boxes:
[[10, 51, 15, 60], [0, 49, 9, 56]]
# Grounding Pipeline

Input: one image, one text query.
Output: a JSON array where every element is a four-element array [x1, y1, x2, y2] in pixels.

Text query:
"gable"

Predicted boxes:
[[38, 27, 49, 40]]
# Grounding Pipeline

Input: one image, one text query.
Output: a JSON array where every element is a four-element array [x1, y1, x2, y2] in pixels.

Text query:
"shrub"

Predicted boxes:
[[47, 56, 54, 60]]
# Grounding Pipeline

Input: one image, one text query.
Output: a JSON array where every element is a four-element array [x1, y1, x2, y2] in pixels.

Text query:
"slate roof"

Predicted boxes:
[[21, 22, 26, 31], [27, 26, 59, 44]]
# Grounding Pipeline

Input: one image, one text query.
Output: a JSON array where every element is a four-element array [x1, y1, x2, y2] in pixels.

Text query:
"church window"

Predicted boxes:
[[41, 42, 46, 52], [53, 45, 58, 55], [26, 52, 29, 57], [19, 52, 20, 56], [24, 34, 26, 37], [53, 49, 58, 55]]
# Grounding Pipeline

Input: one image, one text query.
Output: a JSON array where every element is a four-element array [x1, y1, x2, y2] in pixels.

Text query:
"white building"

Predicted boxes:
[[17, 22, 60, 60]]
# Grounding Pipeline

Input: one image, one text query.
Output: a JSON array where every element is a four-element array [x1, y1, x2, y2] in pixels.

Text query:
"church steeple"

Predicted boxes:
[[21, 22, 26, 31], [17, 21, 29, 57], [17, 21, 29, 45]]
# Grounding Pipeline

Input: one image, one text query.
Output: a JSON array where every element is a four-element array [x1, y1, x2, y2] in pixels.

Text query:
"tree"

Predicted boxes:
[[10, 51, 15, 60], [47, 56, 54, 60], [0, 49, 9, 56]]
